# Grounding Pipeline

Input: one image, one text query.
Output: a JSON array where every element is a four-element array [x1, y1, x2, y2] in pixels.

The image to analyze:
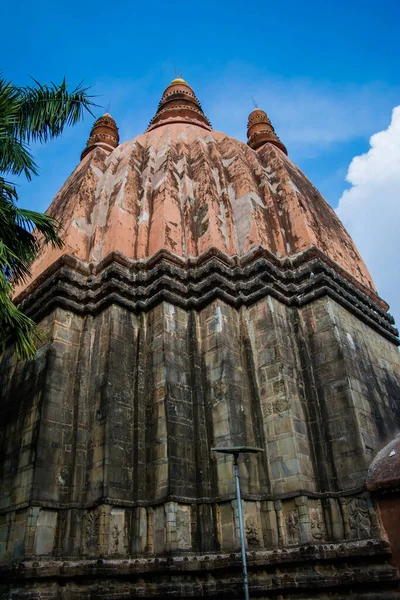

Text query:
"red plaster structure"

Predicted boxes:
[[15, 78, 376, 302]]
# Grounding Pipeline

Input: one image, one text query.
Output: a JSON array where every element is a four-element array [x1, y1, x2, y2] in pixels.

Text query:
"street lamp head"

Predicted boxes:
[[211, 446, 264, 456]]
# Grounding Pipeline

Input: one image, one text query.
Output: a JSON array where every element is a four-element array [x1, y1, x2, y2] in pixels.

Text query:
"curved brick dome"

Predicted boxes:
[[16, 119, 375, 297]]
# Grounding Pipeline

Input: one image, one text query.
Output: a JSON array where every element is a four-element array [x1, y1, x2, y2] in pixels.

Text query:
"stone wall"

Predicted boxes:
[[1, 295, 400, 597]]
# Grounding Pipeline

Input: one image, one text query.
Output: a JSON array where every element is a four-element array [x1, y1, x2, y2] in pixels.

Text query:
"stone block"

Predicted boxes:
[[12, 540, 24, 557], [109, 508, 126, 555], [14, 519, 27, 541], [273, 416, 293, 435], [218, 503, 236, 550], [277, 437, 296, 457], [153, 506, 165, 553], [176, 505, 191, 550]]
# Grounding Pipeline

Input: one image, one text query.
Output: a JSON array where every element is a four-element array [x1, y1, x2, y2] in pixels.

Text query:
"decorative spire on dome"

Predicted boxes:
[[247, 108, 287, 154], [81, 113, 119, 160], [147, 78, 211, 132]]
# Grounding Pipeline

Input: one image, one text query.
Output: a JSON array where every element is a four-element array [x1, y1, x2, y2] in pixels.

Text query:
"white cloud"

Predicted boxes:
[[336, 106, 400, 327]]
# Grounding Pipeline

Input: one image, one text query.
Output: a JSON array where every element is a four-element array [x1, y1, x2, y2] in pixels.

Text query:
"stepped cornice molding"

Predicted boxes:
[[15, 246, 398, 345]]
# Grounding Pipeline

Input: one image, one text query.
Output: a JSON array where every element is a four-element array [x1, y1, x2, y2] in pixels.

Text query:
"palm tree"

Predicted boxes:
[[0, 75, 95, 359]]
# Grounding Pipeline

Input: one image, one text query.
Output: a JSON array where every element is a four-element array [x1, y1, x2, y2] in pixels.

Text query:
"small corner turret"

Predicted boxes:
[[247, 108, 287, 154], [81, 113, 119, 160]]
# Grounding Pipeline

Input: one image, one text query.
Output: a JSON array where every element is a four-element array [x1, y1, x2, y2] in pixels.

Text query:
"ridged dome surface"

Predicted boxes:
[[18, 122, 375, 297]]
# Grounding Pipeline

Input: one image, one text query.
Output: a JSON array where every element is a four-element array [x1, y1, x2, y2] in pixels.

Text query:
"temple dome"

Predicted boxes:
[[15, 80, 376, 298]]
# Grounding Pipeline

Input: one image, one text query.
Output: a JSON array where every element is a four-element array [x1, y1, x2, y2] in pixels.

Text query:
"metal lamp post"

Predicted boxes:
[[211, 446, 264, 600]]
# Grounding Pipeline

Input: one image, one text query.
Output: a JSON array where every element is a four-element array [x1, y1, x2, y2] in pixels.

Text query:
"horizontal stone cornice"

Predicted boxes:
[[0, 540, 395, 592], [0, 486, 373, 515], [16, 246, 398, 345]]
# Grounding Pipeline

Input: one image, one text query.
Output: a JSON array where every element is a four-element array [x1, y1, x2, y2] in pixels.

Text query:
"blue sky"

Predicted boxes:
[[4, 0, 400, 320]]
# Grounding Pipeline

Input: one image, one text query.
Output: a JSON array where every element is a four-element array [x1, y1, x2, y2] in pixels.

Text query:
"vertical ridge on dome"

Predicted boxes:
[[81, 113, 120, 160], [247, 108, 287, 154], [147, 78, 212, 131]]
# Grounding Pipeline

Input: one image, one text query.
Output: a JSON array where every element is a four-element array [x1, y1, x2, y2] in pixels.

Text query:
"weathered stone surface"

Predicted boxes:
[[1, 296, 400, 596], [14, 247, 398, 344], [0, 540, 397, 598]]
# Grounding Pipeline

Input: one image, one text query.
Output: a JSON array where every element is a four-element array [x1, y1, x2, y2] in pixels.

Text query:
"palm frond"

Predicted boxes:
[[0, 177, 17, 202], [15, 78, 97, 143], [0, 76, 38, 181], [0, 193, 36, 282], [0, 182, 63, 285], [0, 73, 94, 360], [0, 77, 20, 126], [0, 270, 41, 360], [13, 208, 63, 245], [0, 134, 37, 179]]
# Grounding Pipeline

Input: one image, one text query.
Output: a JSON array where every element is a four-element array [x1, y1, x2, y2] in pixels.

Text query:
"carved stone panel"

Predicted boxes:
[[109, 509, 125, 555], [85, 511, 100, 553], [283, 500, 300, 545], [308, 501, 324, 541], [246, 516, 260, 548], [345, 496, 372, 540]]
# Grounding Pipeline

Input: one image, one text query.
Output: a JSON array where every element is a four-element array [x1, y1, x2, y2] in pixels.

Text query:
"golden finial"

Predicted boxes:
[[171, 68, 187, 86]]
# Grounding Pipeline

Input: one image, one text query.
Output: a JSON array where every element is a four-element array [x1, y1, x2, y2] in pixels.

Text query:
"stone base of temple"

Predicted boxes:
[[0, 540, 398, 599], [2, 247, 400, 599]]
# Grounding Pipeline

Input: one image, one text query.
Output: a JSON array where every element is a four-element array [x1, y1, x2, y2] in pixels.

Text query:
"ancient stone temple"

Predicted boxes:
[[1, 78, 400, 598]]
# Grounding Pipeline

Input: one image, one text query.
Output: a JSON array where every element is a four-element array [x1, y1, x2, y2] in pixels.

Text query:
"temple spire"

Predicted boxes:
[[147, 78, 211, 131], [247, 108, 287, 154], [81, 113, 119, 160]]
